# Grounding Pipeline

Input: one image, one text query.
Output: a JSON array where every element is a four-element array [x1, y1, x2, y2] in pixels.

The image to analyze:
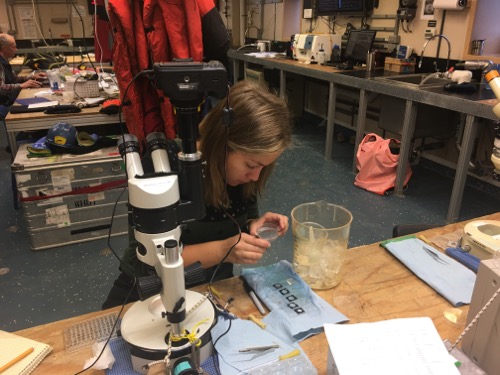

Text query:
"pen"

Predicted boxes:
[[0, 347, 34, 373], [241, 278, 267, 315]]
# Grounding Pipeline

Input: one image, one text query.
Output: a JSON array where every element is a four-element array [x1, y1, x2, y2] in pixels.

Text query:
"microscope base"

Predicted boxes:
[[120, 290, 216, 374]]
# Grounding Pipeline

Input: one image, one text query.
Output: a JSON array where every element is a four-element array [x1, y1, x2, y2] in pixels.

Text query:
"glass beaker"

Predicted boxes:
[[291, 201, 352, 290]]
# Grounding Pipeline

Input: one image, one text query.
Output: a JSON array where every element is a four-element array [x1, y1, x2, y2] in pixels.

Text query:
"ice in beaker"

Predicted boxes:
[[291, 201, 352, 290]]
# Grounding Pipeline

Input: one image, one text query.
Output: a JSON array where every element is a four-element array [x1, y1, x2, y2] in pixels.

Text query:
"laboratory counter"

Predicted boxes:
[[228, 50, 499, 224], [229, 50, 498, 120], [12, 211, 499, 374]]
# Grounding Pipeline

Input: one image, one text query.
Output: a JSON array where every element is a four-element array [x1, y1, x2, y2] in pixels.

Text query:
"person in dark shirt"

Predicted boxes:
[[0, 33, 46, 119], [102, 80, 294, 309]]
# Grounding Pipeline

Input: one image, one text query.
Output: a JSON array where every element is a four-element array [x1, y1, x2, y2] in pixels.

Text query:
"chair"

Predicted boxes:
[[392, 224, 441, 238]]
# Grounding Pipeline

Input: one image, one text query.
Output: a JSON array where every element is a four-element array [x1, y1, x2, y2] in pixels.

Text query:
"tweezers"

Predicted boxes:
[[422, 246, 449, 265], [238, 344, 280, 352]]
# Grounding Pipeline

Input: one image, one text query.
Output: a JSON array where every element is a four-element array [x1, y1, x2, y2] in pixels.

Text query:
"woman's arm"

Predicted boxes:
[[182, 232, 271, 268]]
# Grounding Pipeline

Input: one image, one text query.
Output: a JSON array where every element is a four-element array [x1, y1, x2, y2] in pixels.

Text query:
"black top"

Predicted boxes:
[[120, 139, 259, 285]]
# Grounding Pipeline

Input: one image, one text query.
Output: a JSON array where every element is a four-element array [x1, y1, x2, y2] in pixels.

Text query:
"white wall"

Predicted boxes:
[[0, 0, 93, 41], [229, 0, 480, 61]]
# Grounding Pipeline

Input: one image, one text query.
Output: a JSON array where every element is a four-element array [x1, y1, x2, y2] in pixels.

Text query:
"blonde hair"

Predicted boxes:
[[199, 80, 293, 207]]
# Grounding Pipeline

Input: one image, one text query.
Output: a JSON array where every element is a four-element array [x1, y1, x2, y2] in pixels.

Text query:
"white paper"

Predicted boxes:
[[324, 317, 460, 375], [28, 101, 59, 109]]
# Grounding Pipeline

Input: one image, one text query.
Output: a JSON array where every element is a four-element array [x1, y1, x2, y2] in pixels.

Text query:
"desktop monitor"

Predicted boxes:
[[316, 0, 374, 17], [343, 30, 377, 66]]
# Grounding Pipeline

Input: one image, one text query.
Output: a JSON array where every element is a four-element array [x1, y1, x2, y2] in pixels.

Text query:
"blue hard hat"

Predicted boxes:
[[46, 122, 77, 148]]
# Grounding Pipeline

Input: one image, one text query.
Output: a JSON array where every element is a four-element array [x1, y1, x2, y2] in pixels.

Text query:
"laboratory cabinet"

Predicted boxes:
[[12, 145, 129, 250]]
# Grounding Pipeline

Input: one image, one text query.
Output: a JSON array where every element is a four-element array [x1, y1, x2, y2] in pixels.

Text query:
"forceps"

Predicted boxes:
[[422, 246, 449, 265]]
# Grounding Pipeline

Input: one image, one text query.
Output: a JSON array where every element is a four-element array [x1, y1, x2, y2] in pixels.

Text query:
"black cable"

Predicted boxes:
[[211, 317, 232, 375], [71, 2, 98, 73], [73, 69, 151, 374], [73, 277, 137, 375], [207, 124, 242, 287], [436, 10, 447, 65]]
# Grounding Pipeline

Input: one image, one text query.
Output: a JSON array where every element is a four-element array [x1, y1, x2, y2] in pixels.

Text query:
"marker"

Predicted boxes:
[[242, 278, 267, 315]]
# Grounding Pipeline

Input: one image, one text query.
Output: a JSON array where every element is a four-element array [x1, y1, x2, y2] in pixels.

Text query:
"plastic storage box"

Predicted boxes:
[[12, 144, 129, 250]]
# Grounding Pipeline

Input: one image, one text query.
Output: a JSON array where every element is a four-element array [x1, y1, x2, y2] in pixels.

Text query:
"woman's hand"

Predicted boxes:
[[248, 212, 289, 238], [223, 232, 270, 265]]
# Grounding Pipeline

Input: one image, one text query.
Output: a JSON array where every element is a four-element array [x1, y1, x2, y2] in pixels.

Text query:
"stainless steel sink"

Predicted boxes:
[[375, 73, 453, 88]]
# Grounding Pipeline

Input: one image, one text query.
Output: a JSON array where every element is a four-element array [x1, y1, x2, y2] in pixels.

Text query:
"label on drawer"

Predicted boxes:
[[88, 192, 105, 202], [45, 205, 70, 227], [51, 169, 74, 194]]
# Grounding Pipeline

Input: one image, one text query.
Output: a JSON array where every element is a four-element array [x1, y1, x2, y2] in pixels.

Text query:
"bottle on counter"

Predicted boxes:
[[318, 44, 326, 65], [485, 69, 500, 118], [332, 45, 341, 63]]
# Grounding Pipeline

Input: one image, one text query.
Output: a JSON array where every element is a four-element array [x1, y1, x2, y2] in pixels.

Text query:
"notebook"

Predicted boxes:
[[0, 330, 52, 375]]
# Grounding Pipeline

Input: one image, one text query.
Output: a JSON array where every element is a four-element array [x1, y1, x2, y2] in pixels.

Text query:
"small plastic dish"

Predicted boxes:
[[256, 222, 279, 242]]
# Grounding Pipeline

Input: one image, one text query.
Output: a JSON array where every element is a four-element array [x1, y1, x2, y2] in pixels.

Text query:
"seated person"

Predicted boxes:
[[0, 33, 46, 119], [102, 80, 294, 309]]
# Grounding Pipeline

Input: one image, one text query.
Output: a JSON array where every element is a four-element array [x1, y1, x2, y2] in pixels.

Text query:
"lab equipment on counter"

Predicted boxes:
[[118, 61, 228, 374], [291, 201, 352, 290], [485, 70, 500, 181], [292, 34, 342, 64], [461, 259, 500, 375], [461, 220, 500, 260], [444, 69, 472, 84]]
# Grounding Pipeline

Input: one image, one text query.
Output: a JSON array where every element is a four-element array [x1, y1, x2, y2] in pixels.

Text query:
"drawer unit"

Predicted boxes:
[[12, 146, 125, 200], [12, 145, 129, 250], [23, 189, 129, 230], [27, 214, 129, 251]]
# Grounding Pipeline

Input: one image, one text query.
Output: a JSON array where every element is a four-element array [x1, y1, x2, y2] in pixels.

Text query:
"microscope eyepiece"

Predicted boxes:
[[117, 134, 140, 156]]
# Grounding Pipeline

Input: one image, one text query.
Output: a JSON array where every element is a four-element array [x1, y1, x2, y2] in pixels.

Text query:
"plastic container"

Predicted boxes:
[[485, 70, 500, 119], [46, 69, 61, 91], [256, 222, 279, 242], [291, 201, 352, 290]]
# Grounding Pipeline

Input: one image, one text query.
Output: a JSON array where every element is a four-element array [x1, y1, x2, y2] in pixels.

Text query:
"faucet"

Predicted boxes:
[[244, 26, 263, 40], [419, 34, 451, 73]]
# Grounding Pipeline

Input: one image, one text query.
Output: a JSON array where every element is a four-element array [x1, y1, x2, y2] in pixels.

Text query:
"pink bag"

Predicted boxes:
[[354, 133, 412, 195]]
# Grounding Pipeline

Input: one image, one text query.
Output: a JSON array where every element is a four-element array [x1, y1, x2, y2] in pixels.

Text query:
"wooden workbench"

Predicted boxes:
[[14, 212, 499, 374], [5, 88, 120, 156]]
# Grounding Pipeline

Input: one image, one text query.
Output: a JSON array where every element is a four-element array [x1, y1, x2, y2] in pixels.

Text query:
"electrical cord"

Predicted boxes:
[[71, 2, 99, 74], [73, 276, 137, 375], [72, 69, 151, 374]]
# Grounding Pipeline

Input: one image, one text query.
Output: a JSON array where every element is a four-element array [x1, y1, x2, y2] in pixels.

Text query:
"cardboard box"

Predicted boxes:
[[384, 57, 416, 74]]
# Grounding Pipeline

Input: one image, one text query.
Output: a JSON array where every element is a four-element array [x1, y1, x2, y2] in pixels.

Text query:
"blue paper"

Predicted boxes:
[[15, 97, 52, 106], [211, 316, 303, 375], [382, 238, 476, 306], [241, 260, 349, 342]]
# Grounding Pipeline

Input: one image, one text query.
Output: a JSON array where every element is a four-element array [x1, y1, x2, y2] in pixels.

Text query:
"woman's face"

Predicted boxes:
[[225, 150, 282, 186]]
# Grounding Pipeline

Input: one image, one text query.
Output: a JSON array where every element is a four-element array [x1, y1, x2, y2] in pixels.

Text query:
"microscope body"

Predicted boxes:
[[118, 60, 228, 373]]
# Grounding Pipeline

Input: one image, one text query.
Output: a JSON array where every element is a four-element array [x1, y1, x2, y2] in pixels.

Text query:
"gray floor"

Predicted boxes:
[[1, 115, 499, 332]]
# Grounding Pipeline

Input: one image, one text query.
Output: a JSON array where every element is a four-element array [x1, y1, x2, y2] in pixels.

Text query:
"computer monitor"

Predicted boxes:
[[343, 30, 377, 67]]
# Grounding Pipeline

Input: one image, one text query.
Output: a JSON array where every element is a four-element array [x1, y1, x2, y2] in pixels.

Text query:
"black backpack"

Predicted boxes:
[[23, 53, 66, 70]]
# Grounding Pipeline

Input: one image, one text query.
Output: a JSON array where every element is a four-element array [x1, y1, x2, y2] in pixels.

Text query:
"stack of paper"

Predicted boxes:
[[324, 317, 460, 375], [0, 330, 52, 375]]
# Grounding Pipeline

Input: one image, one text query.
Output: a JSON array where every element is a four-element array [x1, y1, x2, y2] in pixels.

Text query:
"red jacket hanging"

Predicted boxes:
[[107, 0, 230, 144]]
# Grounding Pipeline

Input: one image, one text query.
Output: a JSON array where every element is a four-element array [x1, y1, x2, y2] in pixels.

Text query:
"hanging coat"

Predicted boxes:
[[107, 0, 230, 144]]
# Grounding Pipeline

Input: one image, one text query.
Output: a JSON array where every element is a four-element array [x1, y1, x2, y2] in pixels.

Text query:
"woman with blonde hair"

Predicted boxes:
[[103, 80, 293, 309]]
